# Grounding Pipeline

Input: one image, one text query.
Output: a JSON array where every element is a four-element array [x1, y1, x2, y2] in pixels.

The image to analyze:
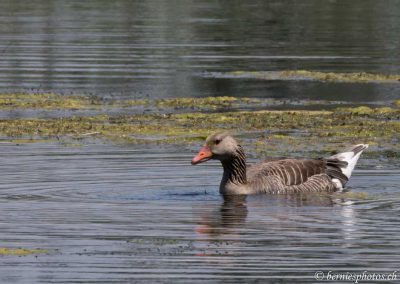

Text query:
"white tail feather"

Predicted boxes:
[[329, 144, 368, 179]]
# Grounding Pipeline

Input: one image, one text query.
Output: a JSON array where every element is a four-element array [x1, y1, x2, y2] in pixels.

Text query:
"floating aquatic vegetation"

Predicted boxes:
[[0, 93, 102, 109], [280, 70, 400, 83], [0, 247, 48, 256], [0, 107, 398, 148], [0, 93, 398, 159], [154, 96, 262, 110], [0, 93, 357, 112], [0, 93, 263, 111], [224, 70, 400, 83]]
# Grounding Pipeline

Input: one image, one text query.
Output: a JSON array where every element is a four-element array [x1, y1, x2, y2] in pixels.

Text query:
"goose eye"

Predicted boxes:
[[215, 139, 222, 145]]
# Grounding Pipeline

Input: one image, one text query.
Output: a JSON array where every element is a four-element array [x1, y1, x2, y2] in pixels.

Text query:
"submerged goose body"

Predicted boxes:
[[191, 132, 368, 195]]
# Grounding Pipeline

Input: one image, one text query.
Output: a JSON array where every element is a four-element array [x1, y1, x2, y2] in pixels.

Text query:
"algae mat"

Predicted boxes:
[[210, 70, 400, 83], [0, 248, 48, 256], [0, 93, 399, 159]]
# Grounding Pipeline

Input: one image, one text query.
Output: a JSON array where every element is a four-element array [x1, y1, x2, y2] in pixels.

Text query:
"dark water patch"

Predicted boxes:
[[199, 71, 400, 103], [1, 0, 400, 101]]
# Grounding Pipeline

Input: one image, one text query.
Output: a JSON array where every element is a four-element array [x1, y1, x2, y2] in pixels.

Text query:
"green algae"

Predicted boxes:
[[2, 92, 395, 116], [0, 93, 102, 109], [335, 106, 400, 117], [226, 70, 400, 83], [0, 247, 48, 256], [154, 96, 262, 110], [0, 93, 398, 159], [106, 96, 258, 111], [0, 93, 263, 111], [280, 70, 400, 83], [0, 107, 398, 148]]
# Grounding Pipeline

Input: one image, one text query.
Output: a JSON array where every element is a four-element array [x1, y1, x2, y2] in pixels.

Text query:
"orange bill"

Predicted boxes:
[[191, 146, 213, 165]]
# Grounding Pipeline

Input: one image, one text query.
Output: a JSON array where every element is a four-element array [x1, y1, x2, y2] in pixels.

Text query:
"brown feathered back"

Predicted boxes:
[[247, 158, 327, 186]]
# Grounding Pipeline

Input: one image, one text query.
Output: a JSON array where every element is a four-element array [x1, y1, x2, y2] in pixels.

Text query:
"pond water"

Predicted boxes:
[[1, 0, 400, 102], [0, 0, 400, 283], [0, 143, 399, 283]]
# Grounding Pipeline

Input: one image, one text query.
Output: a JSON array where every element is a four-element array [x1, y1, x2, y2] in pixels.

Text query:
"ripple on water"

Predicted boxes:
[[0, 142, 399, 282]]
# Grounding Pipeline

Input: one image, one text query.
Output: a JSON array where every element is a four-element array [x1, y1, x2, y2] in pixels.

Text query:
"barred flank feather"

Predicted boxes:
[[248, 158, 326, 186]]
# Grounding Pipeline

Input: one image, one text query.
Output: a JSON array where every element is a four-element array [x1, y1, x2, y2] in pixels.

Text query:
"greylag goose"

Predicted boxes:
[[191, 132, 368, 195]]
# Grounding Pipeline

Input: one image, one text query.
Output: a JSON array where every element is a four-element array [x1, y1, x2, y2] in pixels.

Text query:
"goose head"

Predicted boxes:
[[191, 132, 239, 165]]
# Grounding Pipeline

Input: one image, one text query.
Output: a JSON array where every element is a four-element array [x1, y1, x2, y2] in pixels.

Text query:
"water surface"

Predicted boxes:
[[0, 143, 399, 283], [1, 0, 400, 102], [1, 1, 400, 283]]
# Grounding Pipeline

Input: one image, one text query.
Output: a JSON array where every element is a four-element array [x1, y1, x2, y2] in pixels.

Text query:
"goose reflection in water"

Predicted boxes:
[[195, 193, 339, 238], [195, 195, 248, 237], [193, 192, 359, 270]]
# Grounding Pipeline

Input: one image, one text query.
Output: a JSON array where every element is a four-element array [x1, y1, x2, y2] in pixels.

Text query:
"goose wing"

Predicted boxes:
[[247, 158, 327, 186]]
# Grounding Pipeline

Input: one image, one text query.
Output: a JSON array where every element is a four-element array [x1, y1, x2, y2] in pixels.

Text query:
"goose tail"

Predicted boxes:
[[326, 144, 368, 189]]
